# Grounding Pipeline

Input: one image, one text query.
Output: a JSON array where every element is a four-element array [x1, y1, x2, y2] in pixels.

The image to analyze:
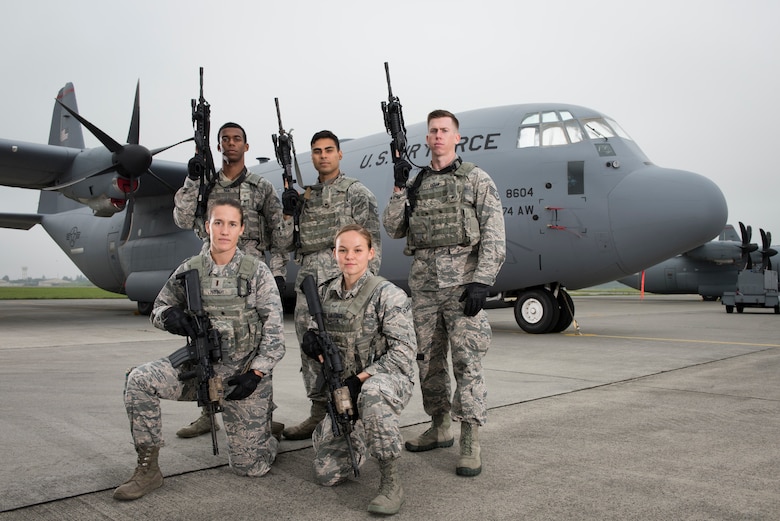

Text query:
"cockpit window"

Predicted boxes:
[[518, 111, 632, 148]]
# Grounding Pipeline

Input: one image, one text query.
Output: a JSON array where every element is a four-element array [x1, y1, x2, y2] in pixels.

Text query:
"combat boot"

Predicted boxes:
[[456, 421, 481, 476], [282, 401, 327, 440], [271, 420, 285, 442], [404, 414, 454, 452], [367, 458, 404, 515], [113, 445, 163, 500], [176, 408, 220, 438]]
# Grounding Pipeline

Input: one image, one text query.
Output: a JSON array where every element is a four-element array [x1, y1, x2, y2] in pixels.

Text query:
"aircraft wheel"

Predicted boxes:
[[736, 304, 744, 313], [774, 305, 779, 314], [514, 289, 560, 334], [136, 301, 153, 315], [725, 305, 734, 314], [550, 290, 574, 333]]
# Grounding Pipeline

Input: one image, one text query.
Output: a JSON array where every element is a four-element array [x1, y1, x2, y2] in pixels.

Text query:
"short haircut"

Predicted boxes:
[[427, 109, 459, 130], [207, 197, 244, 225], [218, 122, 247, 142], [335, 223, 373, 249], [310, 130, 340, 150]]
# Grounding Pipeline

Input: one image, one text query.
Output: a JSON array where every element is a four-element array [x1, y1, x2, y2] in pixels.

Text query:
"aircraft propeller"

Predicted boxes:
[[44, 81, 191, 194], [738, 221, 758, 270], [759, 228, 777, 271]]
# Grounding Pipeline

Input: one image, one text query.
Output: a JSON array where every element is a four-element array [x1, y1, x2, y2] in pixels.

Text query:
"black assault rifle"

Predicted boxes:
[[381, 61, 410, 179], [191, 67, 218, 221], [300, 274, 360, 477], [272, 98, 302, 249], [168, 269, 224, 455]]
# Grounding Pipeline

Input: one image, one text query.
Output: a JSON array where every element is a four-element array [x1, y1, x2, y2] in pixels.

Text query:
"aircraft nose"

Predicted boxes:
[[608, 166, 727, 274]]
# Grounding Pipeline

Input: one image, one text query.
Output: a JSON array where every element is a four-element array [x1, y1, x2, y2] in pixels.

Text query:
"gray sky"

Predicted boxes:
[[1, 0, 778, 279]]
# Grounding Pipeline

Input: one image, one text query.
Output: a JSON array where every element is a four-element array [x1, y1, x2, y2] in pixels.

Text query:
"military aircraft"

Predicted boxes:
[[617, 222, 779, 300], [0, 81, 728, 333]]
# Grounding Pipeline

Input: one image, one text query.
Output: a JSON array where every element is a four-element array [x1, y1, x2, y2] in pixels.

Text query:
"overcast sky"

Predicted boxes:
[[1, 0, 778, 279]]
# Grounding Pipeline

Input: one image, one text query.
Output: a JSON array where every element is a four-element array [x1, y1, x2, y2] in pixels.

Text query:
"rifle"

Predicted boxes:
[[190, 67, 218, 221], [168, 269, 224, 455], [381, 61, 409, 173], [272, 98, 302, 249], [300, 274, 360, 477]]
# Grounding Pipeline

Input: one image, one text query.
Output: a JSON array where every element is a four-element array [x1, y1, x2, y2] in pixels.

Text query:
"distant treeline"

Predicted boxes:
[[0, 287, 125, 299]]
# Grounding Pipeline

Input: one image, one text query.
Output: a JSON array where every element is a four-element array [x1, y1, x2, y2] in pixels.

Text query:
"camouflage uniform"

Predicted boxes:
[[126, 248, 285, 476], [382, 159, 505, 425], [280, 172, 382, 401], [174, 169, 288, 279], [309, 272, 416, 485]]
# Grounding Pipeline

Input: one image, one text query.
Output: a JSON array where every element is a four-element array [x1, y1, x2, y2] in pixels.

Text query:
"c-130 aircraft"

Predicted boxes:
[[0, 81, 728, 333]]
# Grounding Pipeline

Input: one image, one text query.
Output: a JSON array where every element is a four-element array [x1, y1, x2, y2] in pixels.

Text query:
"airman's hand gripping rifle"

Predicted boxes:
[[169, 269, 224, 455], [191, 67, 218, 220], [381, 61, 411, 187], [300, 274, 360, 477], [272, 98, 303, 249]]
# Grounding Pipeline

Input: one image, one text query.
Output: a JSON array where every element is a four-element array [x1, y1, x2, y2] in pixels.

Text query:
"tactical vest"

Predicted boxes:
[[203, 172, 271, 251], [298, 176, 358, 254], [406, 161, 480, 251], [186, 254, 261, 363], [321, 276, 387, 377]]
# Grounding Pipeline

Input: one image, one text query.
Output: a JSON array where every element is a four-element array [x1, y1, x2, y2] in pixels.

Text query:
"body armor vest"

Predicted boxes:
[[407, 161, 480, 251], [321, 276, 387, 377], [298, 176, 358, 254], [186, 254, 261, 362], [206, 172, 270, 251]]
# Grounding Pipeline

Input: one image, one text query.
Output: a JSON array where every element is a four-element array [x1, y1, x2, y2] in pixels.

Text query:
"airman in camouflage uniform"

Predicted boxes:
[[382, 109, 505, 477], [279, 130, 382, 441], [173, 122, 287, 438], [304, 225, 415, 515], [113, 199, 285, 501]]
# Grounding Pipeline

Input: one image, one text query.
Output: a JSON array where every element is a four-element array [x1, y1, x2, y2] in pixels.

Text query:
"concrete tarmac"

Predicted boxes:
[[0, 295, 778, 520]]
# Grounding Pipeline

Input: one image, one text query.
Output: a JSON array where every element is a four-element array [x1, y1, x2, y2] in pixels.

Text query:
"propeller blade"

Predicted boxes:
[[150, 136, 194, 156], [56, 99, 124, 153], [42, 163, 120, 190], [127, 80, 141, 145]]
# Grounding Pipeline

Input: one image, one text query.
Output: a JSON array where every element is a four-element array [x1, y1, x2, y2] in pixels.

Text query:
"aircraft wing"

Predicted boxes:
[[0, 213, 43, 230], [0, 138, 80, 189]]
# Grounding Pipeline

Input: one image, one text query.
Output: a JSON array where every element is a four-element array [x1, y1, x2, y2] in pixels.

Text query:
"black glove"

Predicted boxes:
[[281, 188, 300, 216], [226, 371, 262, 400], [393, 158, 412, 189], [274, 276, 286, 295], [343, 374, 363, 419], [161, 307, 196, 337], [301, 329, 323, 361], [187, 155, 206, 180], [459, 282, 490, 317]]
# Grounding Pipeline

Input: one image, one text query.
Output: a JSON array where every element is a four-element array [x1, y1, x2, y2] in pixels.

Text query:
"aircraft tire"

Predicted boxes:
[[514, 289, 560, 334], [736, 304, 744, 313], [725, 305, 734, 314], [137, 301, 153, 316], [550, 290, 574, 333]]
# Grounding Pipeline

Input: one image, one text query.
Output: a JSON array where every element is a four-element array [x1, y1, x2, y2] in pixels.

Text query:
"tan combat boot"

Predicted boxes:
[[456, 422, 481, 476], [367, 458, 404, 515], [271, 420, 285, 442], [113, 446, 163, 500], [282, 401, 327, 440], [176, 408, 220, 438], [404, 414, 454, 452]]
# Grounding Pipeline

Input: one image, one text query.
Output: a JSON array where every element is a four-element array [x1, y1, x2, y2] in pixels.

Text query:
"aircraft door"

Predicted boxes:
[[106, 231, 126, 286], [664, 267, 677, 291]]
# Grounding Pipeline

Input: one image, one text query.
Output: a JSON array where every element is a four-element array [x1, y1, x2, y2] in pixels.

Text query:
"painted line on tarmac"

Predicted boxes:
[[566, 333, 780, 348]]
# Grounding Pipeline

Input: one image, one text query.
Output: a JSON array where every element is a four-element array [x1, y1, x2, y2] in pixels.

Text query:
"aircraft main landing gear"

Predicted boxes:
[[513, 287, 575, 334]]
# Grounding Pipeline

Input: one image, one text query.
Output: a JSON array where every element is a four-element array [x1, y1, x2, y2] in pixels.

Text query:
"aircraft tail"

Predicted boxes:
[[719, 224, 740, 242], [48, 83, 85, 149]]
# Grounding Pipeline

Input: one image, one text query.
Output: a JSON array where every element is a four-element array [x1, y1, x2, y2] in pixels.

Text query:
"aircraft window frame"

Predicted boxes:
[[582, 118, 616, 140], [517, 110, 588, 148]]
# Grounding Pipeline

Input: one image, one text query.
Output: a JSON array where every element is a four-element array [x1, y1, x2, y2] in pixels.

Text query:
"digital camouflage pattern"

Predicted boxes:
[[127, 248, 285, 476], [310, 273, 416, 485], [279, 172, 382, 401], [382, 163, 505, 425], [174, 170, 288, 279]]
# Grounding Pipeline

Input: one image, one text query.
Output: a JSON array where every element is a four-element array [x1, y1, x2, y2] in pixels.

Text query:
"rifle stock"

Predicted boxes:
[[300, 274, 360, 477]]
